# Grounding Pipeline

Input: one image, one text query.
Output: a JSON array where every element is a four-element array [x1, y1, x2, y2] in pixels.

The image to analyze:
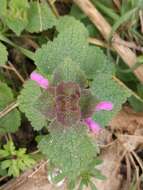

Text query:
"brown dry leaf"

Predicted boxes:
[[92, 142, 123, 190], [117, 134, 143, 152], [110, 106, 143, 134]]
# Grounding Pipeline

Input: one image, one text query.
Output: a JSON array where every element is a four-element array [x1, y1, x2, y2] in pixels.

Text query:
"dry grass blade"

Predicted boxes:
[[0, 102, 19, 119], [73, 0, 143, 83]]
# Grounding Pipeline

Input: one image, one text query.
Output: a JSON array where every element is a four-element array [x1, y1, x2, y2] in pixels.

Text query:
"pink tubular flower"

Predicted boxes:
[[30, 71, 49, 89], [85, 101, 113, 134], [95, 101, 113, 111], [84, 117, 101, 134]]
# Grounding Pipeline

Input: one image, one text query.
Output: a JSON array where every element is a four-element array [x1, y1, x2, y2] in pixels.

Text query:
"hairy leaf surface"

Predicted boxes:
[[0, 42, 8, 66], [26, 1, 57, 33], [18, 80, 47, 130], [39, 126, 97, 181], [0, 81, 21, 134], [91, 74, 131, 126]]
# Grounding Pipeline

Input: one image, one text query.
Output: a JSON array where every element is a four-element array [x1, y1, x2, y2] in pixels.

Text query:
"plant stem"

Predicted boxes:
[[113, 76, 143, 103], [0, 102, 19, 119], [8, 62, 25, 83], [47, 0, 60, 18], [73, 0, 143, 83], [0, 34, 35, 61]]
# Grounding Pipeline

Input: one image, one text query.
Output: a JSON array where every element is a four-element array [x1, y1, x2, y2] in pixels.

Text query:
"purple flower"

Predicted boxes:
[[95, 101, 113, 111], [85, 101, 113, 134], [84, 117, 101, 134], [30, 71, 49, 89]]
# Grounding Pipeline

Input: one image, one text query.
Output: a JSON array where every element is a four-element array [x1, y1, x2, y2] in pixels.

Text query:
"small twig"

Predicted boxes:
[[7, 133, 13, 141], [89, 37, 143, 52], [0, 62, 25, 83], [0, 102, 19, 119], [47, 0, 60, 18], [128, 153, 140, 190], [4, 135, 9, 142], [99, 139, 118, 148], [0, 65, 12, 70], [30, 150, 40, 155], [73, 0, 143, 83], [0, 176, 8, 183], [131, 151, 143, 172], [125, 154, 131, 186], [28, 160, 48, 178], [113, 38, 143, 53], [113, 0, 121, 9], [8, 62, 25, 84], [112, 76, 143, 103], [114, 149, 127, 174], [88, 37, 113, 49]]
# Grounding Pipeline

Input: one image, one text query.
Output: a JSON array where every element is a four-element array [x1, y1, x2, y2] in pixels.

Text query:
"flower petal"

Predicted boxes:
[[84, 117, 101, 134], [95, 101, 113, 111], [30, 71, 49, 89]]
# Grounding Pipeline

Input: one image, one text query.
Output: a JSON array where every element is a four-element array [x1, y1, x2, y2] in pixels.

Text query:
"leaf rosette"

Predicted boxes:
[[35, 79, 98, 132]]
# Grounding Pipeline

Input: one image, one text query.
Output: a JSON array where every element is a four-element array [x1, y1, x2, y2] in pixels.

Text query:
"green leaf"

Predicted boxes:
[[80, 45, 115, 78], [26, 1, 57, 33], [91, 74, 131, 127], [56, 16, 115, 78], [39, 126, 97, 181], [0, 149, 9, 157], [0, 0, 7, 17], [89, 182, 97, 190], [2, 0, 29, 36], [17, 159, 27, 171], [70, 5, 86, 20], [35, 16, 114, 78], [128, 96, 143, 112], [56, 16, 87, 33], [8, 160, 20, 177], [78, 180, 84, 190], [0, 141, 35, 177], [1, 160, 11, 170], [52, 58, 88, 88], [0, 42, 8, 66], [0, 81, 21, 134], [18, 80, 47, 130], [3, 140, 16, 155], [92, 168, 106, 180], [0, 166, 7, 176], [34, 17, 89, 76]]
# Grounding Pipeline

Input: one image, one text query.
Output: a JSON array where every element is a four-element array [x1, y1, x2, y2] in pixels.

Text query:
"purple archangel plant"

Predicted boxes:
[[17, 16, 130, 190], [30, 71, 113, 134], [28, 70, 114, 189]]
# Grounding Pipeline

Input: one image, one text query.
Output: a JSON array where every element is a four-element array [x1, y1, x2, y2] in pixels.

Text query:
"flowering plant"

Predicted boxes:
[[31, 71, 113, 134], [17, 16, 130, 190]]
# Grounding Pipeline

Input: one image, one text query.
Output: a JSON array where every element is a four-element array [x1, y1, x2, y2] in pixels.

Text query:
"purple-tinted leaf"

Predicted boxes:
[[55, 82, 81, 126], [35, 87, 56, 120], [56, 109, 81, 126], [56, 82, 80, 98], [80, 89, 98, 119], [52, 59, 88, 88], [48, 119, 84, 133], [48, 119, 64, 132]]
